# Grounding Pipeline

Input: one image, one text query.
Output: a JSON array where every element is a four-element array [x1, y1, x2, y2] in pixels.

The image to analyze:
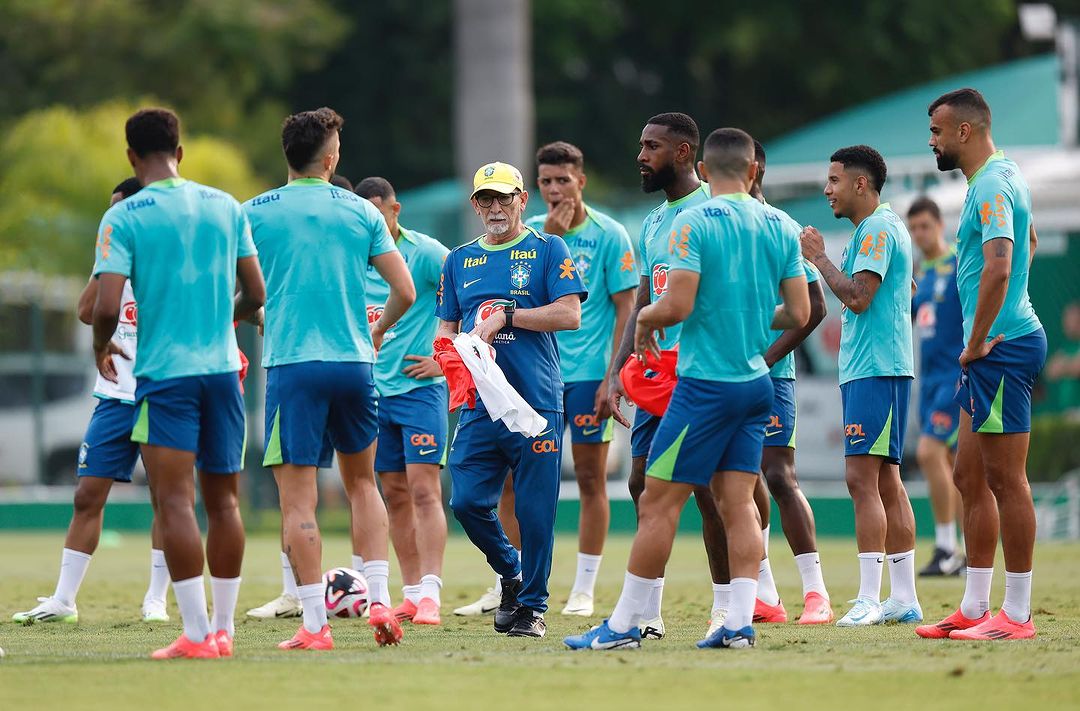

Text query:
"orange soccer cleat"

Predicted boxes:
[[278, 624, 334, 651], [392, 599, 418, 622], [368, 603, 405, 646], [214, 630, 234, 657], [753, 597, 788, 624], [948, 610, 1036, 641], [411, 598, 441, 626], [915, 608, 990, 639], [151, 633, 220, 660], [797, 592, 834, 625]]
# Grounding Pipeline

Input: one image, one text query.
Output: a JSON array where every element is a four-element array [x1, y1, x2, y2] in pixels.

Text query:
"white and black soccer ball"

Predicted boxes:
[[323, 567, 369, 618]]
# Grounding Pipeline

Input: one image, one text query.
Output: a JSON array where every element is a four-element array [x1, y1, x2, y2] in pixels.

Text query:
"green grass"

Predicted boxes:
[[1, 532, 1079, 710]]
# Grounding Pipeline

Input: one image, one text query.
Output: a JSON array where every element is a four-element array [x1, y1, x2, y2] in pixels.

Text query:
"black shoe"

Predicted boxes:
[[506, 608, 546, 638], [919, 547, 965, 577], [493, 578, 522, 633]]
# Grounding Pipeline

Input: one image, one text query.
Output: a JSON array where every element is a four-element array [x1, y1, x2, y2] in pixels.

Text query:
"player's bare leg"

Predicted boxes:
[[877, 460, 920, 621], [380, 471, 421, 585], [340, 446, 402, 645], [199, 469, 244, 653], [562, 442, 610, 615], [836, 454, 888, 626], [916, 434, 964, 575], [404, 462, 446, 623]]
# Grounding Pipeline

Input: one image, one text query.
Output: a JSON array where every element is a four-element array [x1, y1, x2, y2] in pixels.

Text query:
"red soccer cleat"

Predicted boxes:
[[151, 633, 220, 660], [797, 592, 834, 625], [214, 630, 233, 657], [915, 608, 990, 639], [753, 597, 788, 623], [278, 624, 334, 650], [412, 598, 441, 626], [392, 599, 418, 622], [368, 603, 404, 646], [948, 610, 1036, 641]]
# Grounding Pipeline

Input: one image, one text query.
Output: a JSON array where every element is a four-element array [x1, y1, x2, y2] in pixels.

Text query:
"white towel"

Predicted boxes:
[[452, 332, 548, 437]]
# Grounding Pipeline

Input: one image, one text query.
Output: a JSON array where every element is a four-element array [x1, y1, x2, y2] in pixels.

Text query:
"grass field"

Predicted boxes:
[[1, 531, 1078, 710]]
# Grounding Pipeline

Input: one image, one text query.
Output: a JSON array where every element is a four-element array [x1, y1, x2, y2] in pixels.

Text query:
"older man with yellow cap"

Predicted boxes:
[[434, 162, 588, 638]]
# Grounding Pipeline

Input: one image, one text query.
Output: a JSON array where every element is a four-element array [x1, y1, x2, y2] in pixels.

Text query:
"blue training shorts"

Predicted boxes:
[[375, 383, 449, 472], [264, 361, 378, 469], [840, 376, 912, 465], [564, 380, 614, 445], [78, 398, 140, 482], [919, 376, 960, 448], [956, 328, 1046, 434], [763, 377, 798, 449]]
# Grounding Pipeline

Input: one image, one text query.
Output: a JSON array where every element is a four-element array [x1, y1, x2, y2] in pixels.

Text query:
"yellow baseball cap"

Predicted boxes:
[[471, 161, 524, 198]]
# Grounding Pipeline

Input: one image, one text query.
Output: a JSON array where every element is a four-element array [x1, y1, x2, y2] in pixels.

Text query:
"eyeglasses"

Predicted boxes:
[[475, 192, 519, 208]]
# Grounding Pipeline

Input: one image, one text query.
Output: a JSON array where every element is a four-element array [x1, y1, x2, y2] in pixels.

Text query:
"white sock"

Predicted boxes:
[[762, 524, 771, 556], [54, 548, 92, 607], [571, 553, 602, 596], [364, 560, 391, 607], [210, 576, 241, 636], [935, 522, 957, 554], [1002, 570, 1032, 622], [297, 582, 327, 634], [886, 550, 918, 605], [351, 554, 365, 573], [172, 576, 211, 642], [402, 584, 422, 604], [609, 571, 655, 633], [960, 567, 993, 619], [857, 552, 884, 602], [280, 551, 298, 598], [726, 577, 758, 630], [794, 551, 828, 598], [757, 557, 780, 606], [419, 574, 443, 605], [493, 574, 503, 594], [712, 582, 731, 612], [145, 549, 170, 604], [642, 576, 665, 620]]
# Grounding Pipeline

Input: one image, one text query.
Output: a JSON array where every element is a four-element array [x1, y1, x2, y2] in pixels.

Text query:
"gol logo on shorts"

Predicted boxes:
[[410, 433, 437, 447], [531, 438, 559, 454], [573, 413, 600, 427], [845, 423, 865, 437], [767, 415, 782, 429]]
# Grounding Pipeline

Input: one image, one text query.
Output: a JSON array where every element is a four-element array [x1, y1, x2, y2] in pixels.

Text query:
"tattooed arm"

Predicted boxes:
[[799, 226, 881, 314]]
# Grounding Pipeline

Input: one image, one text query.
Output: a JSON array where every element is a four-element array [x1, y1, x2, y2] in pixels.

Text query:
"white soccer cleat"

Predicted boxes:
[[836, 597, 884, 627], [245, 593, 302, 619], [12, 596, 78, 624], [453, 588, 501, 616], [705, 607, 728, 638], [638, 615, 665, 640], [561, 592, 594, 617], [141, 598, 170, 623]]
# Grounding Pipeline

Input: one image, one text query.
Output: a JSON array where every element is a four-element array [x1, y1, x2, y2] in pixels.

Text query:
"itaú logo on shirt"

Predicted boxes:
[[120, 300, 138, 326], [651, 264, 670, 296], [476, 298, 513, 322], [366, 304, 385, 324]]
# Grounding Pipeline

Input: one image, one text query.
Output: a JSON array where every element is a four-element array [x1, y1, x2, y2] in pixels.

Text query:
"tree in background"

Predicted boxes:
[[0, 102, 265, 275]]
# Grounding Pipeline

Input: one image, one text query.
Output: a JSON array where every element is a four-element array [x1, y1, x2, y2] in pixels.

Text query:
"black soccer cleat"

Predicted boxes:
[[506, 608, 546, 638], [918, 547, 966, 577], [494, 578, 523, 633]]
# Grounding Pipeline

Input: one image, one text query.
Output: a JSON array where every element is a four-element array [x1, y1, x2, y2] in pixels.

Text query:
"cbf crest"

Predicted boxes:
[[510, 261, 531, 293]]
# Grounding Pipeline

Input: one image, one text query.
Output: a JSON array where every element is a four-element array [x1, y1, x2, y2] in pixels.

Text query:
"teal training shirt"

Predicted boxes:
[[637, 183, 712, 350], [244, 178, 398, 368], [525, 206, 637, 382], [837, 203, 915, 385], [365, 226, 449, 397], [955, 151, 1041, 344], [669, 193, 804, 382], [93, 177, 256, 381], [763, 202, 820, 380]]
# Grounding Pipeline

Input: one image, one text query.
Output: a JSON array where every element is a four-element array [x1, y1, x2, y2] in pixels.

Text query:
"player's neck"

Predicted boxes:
[[136, 157, 180, 186], [390, 223, 402, 241], [959, 138, 998, 181], [569, 202, 587, 229], [663, 169, 701, 203], [922, 240, 948, 261], [707, 178, 749, 198], [848, 197, 880, 228], [287, 168, 331, 183]]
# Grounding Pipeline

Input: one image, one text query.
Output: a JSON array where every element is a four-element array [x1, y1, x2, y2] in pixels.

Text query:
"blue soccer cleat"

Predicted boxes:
[[563, 619, 642, 650], [881, 597, 923, 624], [697, 624, 756, 649]]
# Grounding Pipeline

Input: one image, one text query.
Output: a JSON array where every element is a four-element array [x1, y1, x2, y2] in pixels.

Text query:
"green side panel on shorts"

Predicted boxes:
[[131, 400, 150, 444], [869, 406, 893, 457], [602, 417, 615, 443], [439, 441, 449, 468], [263, 408, 283, 467], [645, 425, 689, 481], [240, 411, 248, 470], [787, 411, 797, 449], [977, 376, 1006, 434], [945, 424, 960, 449]]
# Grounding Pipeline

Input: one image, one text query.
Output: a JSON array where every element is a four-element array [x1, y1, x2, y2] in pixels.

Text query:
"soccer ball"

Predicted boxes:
[[323, 567, 369, 618]]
